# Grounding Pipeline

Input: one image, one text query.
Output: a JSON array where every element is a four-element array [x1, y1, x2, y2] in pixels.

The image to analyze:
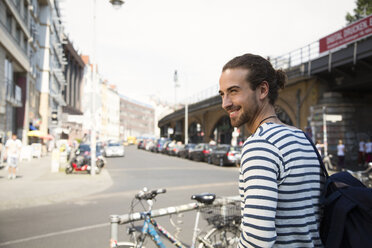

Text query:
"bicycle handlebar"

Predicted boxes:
[[135, 188, 167, 200], [114, 195, 240, 225]]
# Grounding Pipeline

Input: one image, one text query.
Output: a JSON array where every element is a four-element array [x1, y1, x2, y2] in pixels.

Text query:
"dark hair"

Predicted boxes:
[[222, 53, 287, 105]]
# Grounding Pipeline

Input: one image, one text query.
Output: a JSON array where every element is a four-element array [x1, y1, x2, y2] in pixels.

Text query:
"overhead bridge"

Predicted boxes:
[[159, 20, 372, 165]]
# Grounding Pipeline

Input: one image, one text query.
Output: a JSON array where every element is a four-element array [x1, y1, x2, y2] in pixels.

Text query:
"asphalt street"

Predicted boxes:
[[0, 146, 239, 248]]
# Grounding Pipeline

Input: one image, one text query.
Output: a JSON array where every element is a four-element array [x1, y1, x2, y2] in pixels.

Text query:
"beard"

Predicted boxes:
[[229, 98, 259, 128]]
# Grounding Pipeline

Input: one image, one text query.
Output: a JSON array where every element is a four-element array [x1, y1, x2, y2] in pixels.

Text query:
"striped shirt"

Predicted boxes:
[[239, 123, 325, 248]]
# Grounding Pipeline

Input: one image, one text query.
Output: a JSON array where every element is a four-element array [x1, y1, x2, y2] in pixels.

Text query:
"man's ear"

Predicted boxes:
[[258, 81, 269, 100]]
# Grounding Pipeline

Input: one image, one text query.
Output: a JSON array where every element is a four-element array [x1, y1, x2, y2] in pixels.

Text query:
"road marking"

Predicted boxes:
[[83, 181, 238, 200], [0, 182, 238, 246], [109, 166, 237, 172], [0, 223, 109, 246]]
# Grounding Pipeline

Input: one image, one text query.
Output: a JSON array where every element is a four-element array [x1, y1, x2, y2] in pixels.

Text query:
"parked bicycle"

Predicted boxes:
[[323, 153, 372, 187], [346, 162, 372, 187], [323, 154, 338, 171], [109, 188, 241, 248]]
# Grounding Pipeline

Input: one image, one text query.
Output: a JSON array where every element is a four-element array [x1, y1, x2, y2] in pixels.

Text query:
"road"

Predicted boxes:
[[0, 146, 239, 248]]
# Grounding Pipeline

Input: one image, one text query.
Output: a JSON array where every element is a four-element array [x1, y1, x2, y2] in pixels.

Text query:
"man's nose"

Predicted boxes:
[[222, 95, 232, 111]]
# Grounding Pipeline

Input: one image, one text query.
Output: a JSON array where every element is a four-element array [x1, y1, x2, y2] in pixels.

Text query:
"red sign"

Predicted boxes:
[[319, 14, 372, 53]]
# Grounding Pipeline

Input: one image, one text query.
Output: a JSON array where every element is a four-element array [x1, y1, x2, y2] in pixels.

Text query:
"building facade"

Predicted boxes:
[[80, 55, 101, 142], [37, 0, 66, 139], [0, 0, 67, 145], [100, 83, 120, 141], [61, 37, 85, 142], [119, 95, 155, 140], [0, 0, 31, 143]]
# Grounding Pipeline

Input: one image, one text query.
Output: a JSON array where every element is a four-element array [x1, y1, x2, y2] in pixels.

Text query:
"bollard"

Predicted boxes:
[[51, 148, 60, 172]]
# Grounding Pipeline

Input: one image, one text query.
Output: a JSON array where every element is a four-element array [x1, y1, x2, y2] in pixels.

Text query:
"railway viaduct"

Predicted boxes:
[[159, 16, 372, 164]]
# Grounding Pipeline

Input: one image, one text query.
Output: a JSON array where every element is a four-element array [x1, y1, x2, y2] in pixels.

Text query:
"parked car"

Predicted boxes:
[[145, 139, 156, 151], [155, 138, 170, 153], [169, 143, 185, 156], [178, 143, 196, 159], [189, 143, 216, 162], [163, 140, 176, 155], [74, 143, 104, 157], [127, 136, 137, 145], [210, 144, 242, 166], [137, 140, 144, 149], [104, 142, 125, 157]]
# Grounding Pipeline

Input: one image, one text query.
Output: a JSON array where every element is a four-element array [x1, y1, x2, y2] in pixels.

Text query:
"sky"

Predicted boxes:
[[60, 0, 356, 105]]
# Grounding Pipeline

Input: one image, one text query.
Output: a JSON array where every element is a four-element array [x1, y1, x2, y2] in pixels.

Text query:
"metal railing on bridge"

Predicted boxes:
[[182, 40, 321, 105]]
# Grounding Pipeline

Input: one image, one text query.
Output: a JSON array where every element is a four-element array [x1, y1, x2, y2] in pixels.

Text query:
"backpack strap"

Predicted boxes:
[[304, 134, 329, 178]]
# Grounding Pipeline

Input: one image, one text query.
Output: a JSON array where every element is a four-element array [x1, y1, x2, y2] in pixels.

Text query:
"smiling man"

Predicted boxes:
[[219, 54, 325, 247]]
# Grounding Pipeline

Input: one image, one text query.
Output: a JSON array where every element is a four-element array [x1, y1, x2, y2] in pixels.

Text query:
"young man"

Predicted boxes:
[[219, 54, 325, 247], [5, 134, 22, 179]]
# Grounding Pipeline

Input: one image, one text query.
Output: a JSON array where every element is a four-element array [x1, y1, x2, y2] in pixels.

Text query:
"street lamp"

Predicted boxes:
[[110, 0, 125, 9], [174, 70, 179, 106]]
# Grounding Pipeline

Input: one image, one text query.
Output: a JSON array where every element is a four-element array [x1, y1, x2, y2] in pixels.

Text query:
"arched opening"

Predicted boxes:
[[173, 120, 183, 141], [211, 115, 233, 144], [276, 106, 293, 125], [188, 122, 203, 143]]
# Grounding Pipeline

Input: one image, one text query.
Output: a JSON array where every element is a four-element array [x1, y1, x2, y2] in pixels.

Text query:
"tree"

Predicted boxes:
[[346, 0, 372, 23]]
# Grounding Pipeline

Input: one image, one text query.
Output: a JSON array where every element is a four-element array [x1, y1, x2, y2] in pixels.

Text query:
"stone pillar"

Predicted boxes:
[[311, 92, 371, 166]]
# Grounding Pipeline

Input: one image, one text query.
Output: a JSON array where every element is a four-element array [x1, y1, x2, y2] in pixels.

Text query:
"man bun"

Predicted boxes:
[[275, 69, 287, 90]]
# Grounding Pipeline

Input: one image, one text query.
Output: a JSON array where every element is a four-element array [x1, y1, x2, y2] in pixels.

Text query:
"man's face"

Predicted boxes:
[[219, 68, 259, 128], [12, 135, 16, 140]]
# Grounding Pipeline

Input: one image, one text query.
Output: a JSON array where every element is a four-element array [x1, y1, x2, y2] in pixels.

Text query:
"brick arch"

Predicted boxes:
[[276, 97, 296, 125], [276, 99, 295, 125], [209, 115, 233, 144], [202, 108, 227, 142]]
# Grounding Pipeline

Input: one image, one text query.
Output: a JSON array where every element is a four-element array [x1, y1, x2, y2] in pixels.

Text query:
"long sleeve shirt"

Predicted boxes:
[[238, 123, 325, 248]]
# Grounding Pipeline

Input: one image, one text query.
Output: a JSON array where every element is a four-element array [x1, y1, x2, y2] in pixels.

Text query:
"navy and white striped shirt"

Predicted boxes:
[[239, 123, 325, 248]]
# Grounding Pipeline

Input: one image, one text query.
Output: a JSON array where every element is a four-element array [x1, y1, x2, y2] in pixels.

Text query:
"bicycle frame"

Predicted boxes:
[[140, 213, 185, 248], [110, 195, 240, 247]]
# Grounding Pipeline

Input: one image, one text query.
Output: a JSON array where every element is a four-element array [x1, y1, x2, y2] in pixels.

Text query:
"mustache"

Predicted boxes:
[[225, 105, 240, 112]]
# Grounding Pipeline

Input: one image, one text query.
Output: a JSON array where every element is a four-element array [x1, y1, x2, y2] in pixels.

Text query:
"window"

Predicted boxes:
[[6, 11, 12, 33], [23, 37, 28, 52], [16, 25, 21, 43], [23, 0, 28, 23], [15, 0, 21, 11], [5, 58, 13, 84]]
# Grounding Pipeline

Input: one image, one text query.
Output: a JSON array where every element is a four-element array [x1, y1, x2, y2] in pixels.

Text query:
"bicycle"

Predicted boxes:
[[109, 187, 241, 248]]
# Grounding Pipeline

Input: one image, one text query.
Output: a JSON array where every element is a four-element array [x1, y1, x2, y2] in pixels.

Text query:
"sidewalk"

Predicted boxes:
[[0, 155, 113, 210]]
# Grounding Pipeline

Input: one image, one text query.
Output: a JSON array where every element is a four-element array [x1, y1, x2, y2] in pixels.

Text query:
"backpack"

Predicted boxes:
[[306, 135, 372, 248]]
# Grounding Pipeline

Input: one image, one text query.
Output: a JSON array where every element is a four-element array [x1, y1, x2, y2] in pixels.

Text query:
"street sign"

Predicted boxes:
[[319, 14, 372, 53], [325, 114, 342, 122]]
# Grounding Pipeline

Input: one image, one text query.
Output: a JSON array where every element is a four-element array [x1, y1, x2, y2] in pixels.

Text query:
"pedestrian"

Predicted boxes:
[[365, 138, 372, 164], [358, 138, 366, 166], [315, 139, 324, 157], [219, 53, 325, 247], [4, 134, 22, 179], [337, 139, 345, 169], [0, 138, 4, 166]]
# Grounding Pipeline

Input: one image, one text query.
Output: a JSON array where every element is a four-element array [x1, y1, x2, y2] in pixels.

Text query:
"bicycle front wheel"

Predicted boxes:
[[197, 226, 240, 248]]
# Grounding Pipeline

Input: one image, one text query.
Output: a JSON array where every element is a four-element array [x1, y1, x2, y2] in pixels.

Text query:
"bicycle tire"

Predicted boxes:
[[197, 226, 240, 248]]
